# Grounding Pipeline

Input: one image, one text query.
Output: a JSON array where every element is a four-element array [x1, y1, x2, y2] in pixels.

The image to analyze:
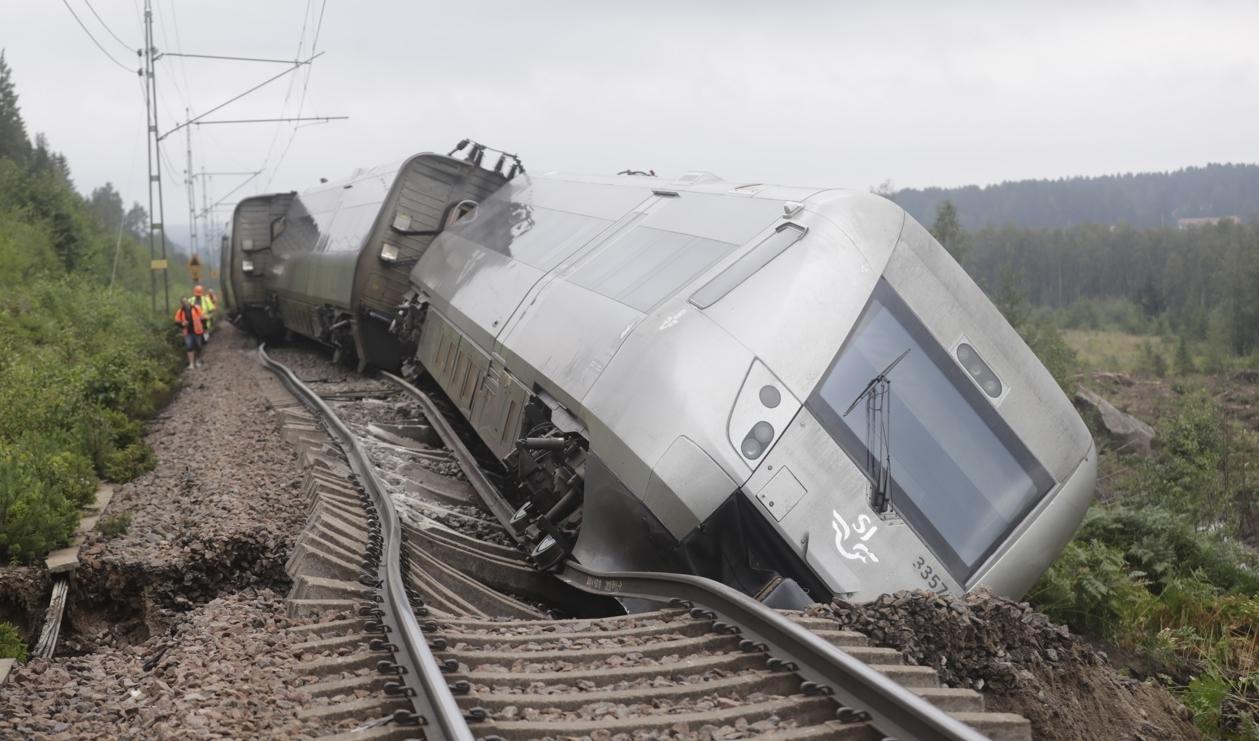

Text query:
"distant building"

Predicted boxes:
[[1177, 216, 1241, 229]]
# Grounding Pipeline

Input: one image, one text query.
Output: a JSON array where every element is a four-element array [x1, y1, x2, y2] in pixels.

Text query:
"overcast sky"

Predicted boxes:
[[4, 1, 1257, 245]]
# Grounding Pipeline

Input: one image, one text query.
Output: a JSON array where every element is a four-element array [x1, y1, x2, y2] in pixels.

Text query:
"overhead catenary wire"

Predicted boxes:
[[60, 0, 138, 74], [266, 0, 330, 190], [165, 0, 195, 113], [159, 52, 325, 141], [82, 0, 137, 53], [152, 0, 191, 112], [259, 0, 314, 190], [159, 51, 313, 64]]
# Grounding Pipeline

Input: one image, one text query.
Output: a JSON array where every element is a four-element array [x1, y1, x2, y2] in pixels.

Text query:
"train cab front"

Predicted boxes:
[[701, 192, 1096, 604]]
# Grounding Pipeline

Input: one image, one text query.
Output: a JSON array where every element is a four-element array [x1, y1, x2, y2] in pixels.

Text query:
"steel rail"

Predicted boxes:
[[381, 372, 521, 536], [383, 370, 989, 741], [260, 347, 473, 741], [555, 561, 989, 741]]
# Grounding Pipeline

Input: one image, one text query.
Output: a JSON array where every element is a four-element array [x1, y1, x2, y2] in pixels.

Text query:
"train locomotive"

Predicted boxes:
[[225, 143, 1096, 608]]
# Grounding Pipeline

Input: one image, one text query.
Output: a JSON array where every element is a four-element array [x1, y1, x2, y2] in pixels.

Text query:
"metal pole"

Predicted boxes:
[[143, 0, 170, 315], [142, 0, 155, 313], [200, 166, 212, 269]]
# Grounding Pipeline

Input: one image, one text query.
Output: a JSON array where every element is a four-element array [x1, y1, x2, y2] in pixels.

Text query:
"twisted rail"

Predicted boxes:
[[382, 370, 989, 741], [261, 346, 472, 741]]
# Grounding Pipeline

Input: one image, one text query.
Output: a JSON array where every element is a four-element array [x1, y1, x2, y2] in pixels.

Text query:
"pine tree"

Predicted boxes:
[[930, 200, 968, 263], [1174, 335, 1196, 375], [0, 51, 30, 164]]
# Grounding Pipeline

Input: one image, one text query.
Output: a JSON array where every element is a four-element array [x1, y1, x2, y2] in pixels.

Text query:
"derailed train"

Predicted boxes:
[[222, 143, 1096, 607]]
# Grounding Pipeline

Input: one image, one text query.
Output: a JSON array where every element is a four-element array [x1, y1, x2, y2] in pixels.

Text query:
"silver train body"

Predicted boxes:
[[226, 153, 1096, 605], [223, 154, 502, 368]]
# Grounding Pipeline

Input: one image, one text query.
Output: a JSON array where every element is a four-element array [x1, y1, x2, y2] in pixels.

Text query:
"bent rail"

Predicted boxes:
[[555, 560, 988, 741], [382, 370, 989, 741], [260, 346, 473, 741]]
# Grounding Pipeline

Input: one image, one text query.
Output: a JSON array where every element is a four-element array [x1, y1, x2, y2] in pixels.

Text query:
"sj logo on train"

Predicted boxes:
[[831, 510, 879, 564]]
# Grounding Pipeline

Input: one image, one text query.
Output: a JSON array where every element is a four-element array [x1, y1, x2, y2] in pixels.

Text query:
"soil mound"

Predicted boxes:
[[809, 590, 1199, 741]]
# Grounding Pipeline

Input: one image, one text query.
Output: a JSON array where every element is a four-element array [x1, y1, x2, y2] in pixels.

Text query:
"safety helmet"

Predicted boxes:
[[194, 285, 205, 296]]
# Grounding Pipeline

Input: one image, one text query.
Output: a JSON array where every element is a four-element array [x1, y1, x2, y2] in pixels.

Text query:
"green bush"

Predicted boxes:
[[1176, 642, 1259, 738], [1030, 515, 1259, 735], [102, 442, 155, 483], [0, 621, 26, 661], [1028, 540, 1153, 639], [0, 446, 78, 562], [1075, 506, 1259, 595], [0, 278, 179, 562], [1121, 390, 1248, 533], [1021, 317, 1078, 390]]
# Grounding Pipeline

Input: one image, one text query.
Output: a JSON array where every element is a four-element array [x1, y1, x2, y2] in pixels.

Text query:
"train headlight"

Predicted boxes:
[[956, 342, 1004, 398], [380, 242, 401, 262], [729, 360, 798, 465], [741, 421, 775, 459], [241, 259, 255, 273]]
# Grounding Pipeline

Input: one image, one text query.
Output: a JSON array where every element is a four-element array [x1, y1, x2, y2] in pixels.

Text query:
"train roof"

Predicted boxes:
[[533, 170, 842, 207]]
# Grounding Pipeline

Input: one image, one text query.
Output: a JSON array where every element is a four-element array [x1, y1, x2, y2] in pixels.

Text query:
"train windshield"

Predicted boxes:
[[808, 280, 1054, 583]]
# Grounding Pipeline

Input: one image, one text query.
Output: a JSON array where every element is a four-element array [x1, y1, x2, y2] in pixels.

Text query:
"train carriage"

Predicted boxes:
[[259, 153, 505, 370], [225, 192, 295, 338], [226, 145, 1095, 608], [397, 168, 1096, 606]]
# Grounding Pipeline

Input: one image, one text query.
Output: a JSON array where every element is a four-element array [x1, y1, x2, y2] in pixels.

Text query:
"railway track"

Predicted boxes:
[[259, 344, 1031, 740]]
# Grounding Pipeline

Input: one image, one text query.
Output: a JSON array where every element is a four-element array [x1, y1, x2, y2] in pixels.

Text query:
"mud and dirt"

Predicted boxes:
[[811, 590, 1200, 741], [0, 589, 330, 738]]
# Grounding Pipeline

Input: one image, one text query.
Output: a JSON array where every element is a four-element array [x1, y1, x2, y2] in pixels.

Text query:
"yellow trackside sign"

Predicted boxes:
[[150, 259, 168, 270]]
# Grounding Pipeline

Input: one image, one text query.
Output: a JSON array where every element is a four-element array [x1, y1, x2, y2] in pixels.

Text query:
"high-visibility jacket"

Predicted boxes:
[[175, 305, 205, 336], [192, 294, 216, 321]]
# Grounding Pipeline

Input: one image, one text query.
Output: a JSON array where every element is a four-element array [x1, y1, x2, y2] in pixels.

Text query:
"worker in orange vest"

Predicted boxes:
[[192, 284, 216, 341], [175, 297, 207, 370]]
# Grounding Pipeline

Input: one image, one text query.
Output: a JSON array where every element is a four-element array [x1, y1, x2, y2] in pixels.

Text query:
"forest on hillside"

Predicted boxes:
[[894, 163, 1259, 229], [964, 221, 1259, 360]]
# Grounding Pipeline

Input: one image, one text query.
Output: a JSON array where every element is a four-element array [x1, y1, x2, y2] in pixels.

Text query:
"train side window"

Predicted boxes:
[[270, 217, 286, 242], [446, 200, 479, 226]]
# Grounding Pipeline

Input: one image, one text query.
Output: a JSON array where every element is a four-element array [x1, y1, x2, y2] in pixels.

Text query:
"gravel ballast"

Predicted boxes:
[[0, 325, 329, 737], [0, 589, 329, 738]]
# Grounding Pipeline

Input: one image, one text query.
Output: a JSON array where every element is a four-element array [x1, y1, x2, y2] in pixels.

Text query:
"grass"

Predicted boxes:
[[1064, 329, 1174, 373]]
